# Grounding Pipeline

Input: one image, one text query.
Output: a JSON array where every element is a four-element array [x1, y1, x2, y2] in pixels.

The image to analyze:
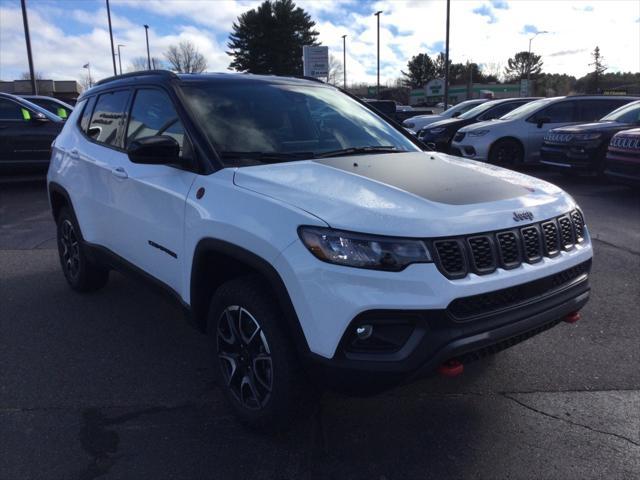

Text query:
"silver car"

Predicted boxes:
[[450, 95, 636, 165]]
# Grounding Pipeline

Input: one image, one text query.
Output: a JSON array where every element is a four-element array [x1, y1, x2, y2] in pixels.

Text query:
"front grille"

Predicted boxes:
[[558, 215, 575, 250], [454, 132, 466, 142], [448, 260, 591, 320], [468, 236, 496, 273], [433, 240, 466, 278], [430, 209, 586, 279]]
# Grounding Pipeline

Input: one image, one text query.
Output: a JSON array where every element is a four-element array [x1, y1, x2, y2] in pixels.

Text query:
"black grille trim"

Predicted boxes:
[[448, 260, 591, 321], [429, 210, 587, 280]]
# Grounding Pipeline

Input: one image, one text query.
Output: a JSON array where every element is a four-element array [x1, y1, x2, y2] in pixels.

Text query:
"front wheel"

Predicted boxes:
[[489, 138, 524, 166], [207, 275, 318, 430]]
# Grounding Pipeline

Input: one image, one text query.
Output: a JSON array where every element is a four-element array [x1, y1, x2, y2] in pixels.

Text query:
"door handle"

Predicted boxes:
[[69, 148, 80, 159], [111, 167, 128, 179]]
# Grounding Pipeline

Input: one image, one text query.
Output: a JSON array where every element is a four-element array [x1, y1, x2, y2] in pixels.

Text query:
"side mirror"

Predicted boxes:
[[127, 135, 180, 165], [536, 116, 551, 128]]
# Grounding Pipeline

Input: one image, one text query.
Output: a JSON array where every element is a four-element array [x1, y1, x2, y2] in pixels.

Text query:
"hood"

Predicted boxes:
[[233, 152, 574, 237], [459, 119, 504, 133], [428, 117, 470, 129], [552, 121, 632, 134]]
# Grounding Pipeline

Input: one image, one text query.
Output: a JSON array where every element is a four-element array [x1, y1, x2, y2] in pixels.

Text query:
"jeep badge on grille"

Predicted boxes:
[[513, 210, 534, 222]]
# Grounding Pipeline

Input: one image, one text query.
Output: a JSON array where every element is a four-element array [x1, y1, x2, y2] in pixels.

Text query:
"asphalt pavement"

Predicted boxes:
[[1, 171, 639, 480]]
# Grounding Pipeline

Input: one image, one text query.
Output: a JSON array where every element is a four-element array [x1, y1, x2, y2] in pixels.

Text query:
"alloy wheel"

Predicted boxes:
[[217, 305, 273, 410], [60, 219, 80, 279]]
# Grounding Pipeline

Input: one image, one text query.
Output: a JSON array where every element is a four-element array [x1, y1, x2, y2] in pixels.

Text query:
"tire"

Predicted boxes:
[[489, 138, 524, 167], [56, 207, 109, 292], [207, 275, 318, 430]]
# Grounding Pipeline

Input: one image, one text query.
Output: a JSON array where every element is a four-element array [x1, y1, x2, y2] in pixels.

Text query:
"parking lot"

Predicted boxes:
[[1, 171, 639, 480]]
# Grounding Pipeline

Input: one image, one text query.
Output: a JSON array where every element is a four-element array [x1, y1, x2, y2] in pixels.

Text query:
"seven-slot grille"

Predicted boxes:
[[431, 209, 586, 279]]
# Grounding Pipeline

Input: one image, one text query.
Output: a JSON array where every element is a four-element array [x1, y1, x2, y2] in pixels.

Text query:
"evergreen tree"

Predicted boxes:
[[504, 51, 543, 81], [401, 53, 436, 88], [227, 0, 319, 75]]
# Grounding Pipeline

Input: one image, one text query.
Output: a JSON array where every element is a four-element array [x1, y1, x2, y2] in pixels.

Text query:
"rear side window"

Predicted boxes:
[[577, 99, 629, 122], [88, 90, 130, 146], [0, 98, 25, 120], [531, 101, 575, 123], [79, 97, 96, 133], [125, 89, 186, 157]]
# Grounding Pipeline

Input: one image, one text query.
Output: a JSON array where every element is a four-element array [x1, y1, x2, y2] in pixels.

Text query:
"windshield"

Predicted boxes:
[[444, 100, 481, 117], [180, 81, 419, 165], [601, 101, 640, 123], [499, 97, 557, 120], [459, 101, 498, 120]]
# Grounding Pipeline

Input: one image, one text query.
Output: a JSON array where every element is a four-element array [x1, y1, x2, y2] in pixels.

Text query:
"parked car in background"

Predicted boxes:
[[418, 97, 538, 152], [451, 95, 636, 166], [0, 92, 64, 174], [540, 100, 640, 175], [403, 99, 487, 132], [21, 95, 74, 119], [604, 127, 640, 186]]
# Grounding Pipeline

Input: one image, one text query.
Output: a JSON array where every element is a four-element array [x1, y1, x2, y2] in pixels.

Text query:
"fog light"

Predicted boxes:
[[356, 325, 373, 340]]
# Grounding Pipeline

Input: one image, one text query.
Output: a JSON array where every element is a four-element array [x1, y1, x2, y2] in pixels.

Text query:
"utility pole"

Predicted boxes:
[[20, 0, 37, 94], [527, 31, 548, 96], [443, 0, 450, 109], [106, 0, 117, 75], [342, 34, 347, 89], [117, 44, 125, 75], [374, 10, 382, 99], [83, 63, 92, 88], [144, 25, 151, 70]]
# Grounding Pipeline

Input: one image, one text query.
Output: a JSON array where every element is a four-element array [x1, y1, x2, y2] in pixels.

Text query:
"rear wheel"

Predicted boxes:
[[489, 138, 524, 166], [56, 207, 109, 292], [207, 275, 318, 430]]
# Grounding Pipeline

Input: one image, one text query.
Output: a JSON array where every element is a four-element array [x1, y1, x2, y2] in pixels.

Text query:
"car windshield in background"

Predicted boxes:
[[17, 97, 63, 122], [458, 101, 497, 120], [29, 98, 72, 119], [180, 81, 419, 165], [600, 101, 640, 123], [499, 97, 556, 120]]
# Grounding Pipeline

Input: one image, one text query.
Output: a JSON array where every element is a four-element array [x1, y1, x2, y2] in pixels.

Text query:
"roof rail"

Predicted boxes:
[[95, 69, 178, 86]]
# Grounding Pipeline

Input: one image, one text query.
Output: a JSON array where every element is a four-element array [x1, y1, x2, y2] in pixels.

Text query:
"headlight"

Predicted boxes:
[[298, 226, 432, 271], [404, 121, 415, 128], [430, 127, 446, 134], [572, 133, 602, 141], [467, 129, 490, 137]]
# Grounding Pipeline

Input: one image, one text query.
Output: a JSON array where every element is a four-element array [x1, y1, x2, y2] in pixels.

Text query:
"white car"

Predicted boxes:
[[48, 71, 593, 429], [451, 95, 636, 165], [403, 99, 487, 132]]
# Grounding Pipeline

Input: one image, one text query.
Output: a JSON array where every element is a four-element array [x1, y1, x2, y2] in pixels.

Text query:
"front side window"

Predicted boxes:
[[180, 81, 419, 166], [126, 89, 186, 157], [478, 101, 527, 121], [88, 90, 130, 146], [532, 101, 575, 123], [0, 99, 26, 120]]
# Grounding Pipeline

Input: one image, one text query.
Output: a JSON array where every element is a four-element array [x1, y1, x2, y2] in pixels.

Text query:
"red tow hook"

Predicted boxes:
[[438, 359, 464, 377], [564, 311, 581, 324]]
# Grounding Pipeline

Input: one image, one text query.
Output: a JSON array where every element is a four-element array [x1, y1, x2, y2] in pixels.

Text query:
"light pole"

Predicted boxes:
[[374, 10, 382, 98], [117, 44, 125, 75], [527, 30, 548, 96], [342, 34, 347, 89], [106, 0, 117, 75], [144, 24, 151, 70], [20, 0, 37, 95], [443, 0, 450, 109]]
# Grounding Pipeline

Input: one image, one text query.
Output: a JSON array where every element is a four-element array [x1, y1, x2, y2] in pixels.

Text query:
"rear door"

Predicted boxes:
[[104, 87, 197, 295], [525, 100, 577, 161]]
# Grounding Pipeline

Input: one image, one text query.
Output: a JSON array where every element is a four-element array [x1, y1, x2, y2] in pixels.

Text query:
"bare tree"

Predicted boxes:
[[480, 62, 504, 82], [128, 56, 166, 72], [327, 54, 343, 86], [164, 41, 207, 73], [20, 71, 44, 80]]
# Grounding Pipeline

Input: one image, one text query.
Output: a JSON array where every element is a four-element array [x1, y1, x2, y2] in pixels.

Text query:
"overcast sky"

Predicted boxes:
[[1, 0, 639, 86]]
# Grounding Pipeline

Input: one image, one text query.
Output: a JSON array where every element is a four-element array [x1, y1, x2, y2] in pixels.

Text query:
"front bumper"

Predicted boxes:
[[450, 136, 492, 161], [540, 142, 604, 171]]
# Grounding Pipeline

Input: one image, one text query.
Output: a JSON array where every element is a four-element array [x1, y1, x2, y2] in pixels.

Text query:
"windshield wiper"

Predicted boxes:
[[219, 151, 315, 164], [315, 146, 406, 158]]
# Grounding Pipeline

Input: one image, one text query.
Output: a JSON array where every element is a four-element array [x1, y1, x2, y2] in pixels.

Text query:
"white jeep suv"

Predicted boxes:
[[48, 71, 593, 429]]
